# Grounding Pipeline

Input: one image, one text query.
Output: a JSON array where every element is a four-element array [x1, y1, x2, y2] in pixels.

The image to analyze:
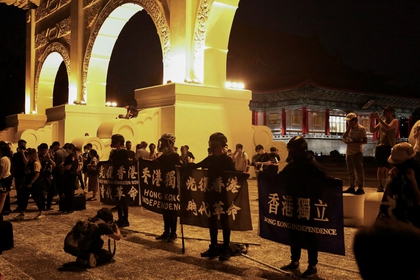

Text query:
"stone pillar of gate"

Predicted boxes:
[[133, 0, 259, 161]]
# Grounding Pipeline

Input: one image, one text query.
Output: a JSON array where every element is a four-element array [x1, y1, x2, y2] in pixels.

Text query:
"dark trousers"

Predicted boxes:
[[210, 228, 231, 248], [117, 199, 128, 222], [62, 174, 76, 211], [43, 178, 54, 209], [291, 246, 318, 267], [162, 214, 177, 235]]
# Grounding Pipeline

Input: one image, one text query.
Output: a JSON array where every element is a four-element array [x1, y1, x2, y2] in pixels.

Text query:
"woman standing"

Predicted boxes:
[[0, 142, 12, 220], [87, 149, 99, 201]]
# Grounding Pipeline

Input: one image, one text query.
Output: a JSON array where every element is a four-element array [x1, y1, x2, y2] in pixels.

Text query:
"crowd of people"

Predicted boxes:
[[2, 104, 420, 278]]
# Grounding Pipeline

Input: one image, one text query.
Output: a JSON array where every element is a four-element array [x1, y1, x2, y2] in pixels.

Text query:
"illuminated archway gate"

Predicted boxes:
[[20, 0, 261, 160]]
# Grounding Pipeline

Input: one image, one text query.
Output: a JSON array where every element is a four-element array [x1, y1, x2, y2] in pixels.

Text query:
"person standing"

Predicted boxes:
[[125, 141, 136, 162], [342, 112, 367, 195], [0, 142, 13, 220], [148, 143, 158, 160], [279, 136, 328, 278], [135, 141, 149, 160], [109, 134, 130, 227], [38, 143, 56, 211], [14, 148, 44, 220], [370, 106, 398, 192], [194, 132, 236, 261], [52, 141, 67, 200], [86, 149, 99, 201], [232, 143, 249, 173], [11, 139, 27, 211], [61, 144, 79, 214], [154, 133, 181, 243]]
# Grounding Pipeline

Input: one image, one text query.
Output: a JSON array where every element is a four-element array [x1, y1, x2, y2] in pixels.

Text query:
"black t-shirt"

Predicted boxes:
[[63, 154, 78, 175], [12, 152, 26, 177], [109, 149, 129, 168], [194, 154, 236, 173]]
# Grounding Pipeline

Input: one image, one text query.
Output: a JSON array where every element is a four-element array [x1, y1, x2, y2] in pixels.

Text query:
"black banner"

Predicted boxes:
[[98, 161, 140, 206], [179, 169, 252, 231], [258, 172, 345, 255], [138, 159, 180, 215]]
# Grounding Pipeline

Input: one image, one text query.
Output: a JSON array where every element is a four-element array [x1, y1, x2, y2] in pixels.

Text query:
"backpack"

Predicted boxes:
[[63, 218, 104, 257]]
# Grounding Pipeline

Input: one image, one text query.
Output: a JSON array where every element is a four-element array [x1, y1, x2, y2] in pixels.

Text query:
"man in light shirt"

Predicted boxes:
[[342, 113, 367, 195]]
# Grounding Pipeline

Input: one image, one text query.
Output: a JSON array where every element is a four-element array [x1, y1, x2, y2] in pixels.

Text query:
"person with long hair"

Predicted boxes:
[[87, 149, 99, 201], [0, 142, 12, 220]]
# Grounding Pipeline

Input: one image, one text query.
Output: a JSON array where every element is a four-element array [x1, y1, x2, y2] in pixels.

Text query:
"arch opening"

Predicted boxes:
[[37, 52, 66, 114]]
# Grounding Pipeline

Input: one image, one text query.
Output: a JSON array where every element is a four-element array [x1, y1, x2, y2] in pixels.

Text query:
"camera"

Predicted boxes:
[[18, 146, 26, 150]]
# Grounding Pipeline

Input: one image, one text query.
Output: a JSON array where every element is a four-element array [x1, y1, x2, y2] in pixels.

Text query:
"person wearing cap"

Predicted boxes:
[[342, 113, 367, 195], [370, 106, 399, 192], [377, 142, 420, 227]]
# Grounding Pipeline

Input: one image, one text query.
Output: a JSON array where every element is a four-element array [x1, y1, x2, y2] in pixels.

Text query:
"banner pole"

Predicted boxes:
[[181, 224, 185, 254], [241, 253, 294, 277]]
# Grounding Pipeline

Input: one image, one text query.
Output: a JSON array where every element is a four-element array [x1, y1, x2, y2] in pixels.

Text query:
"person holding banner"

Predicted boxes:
[[193, 132, 236, 261], [279, 136, 327, 278], [154, 133, 181, 243], [109, 134, 130, 227]]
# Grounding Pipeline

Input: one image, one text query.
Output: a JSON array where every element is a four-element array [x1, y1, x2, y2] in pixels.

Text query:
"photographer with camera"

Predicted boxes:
[[377, 142, 420, 228], [68, 207, 122, 267]]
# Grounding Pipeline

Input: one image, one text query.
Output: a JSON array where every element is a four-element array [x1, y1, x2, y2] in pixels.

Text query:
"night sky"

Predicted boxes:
[[0, 0, 419, 129]]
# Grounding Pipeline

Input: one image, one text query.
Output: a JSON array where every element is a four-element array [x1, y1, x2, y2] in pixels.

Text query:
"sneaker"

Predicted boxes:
[[35, 213, 45, 219], [200, 245, 219, 258], [354, 188, 365, 195], [219, 247, 230, 261], [343, 187, 356, 194], [377, 186, 385, 192], [280, 261, 299, 271], [301, 266, 317, 278], [88, 253, 97, 268], [155, 232, 169, 240], [167, 234, 177, 243], [117, 220, 130, 228]]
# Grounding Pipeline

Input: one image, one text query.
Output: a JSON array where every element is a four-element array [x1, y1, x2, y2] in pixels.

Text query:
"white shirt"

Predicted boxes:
[[0, 156, 11, 179]]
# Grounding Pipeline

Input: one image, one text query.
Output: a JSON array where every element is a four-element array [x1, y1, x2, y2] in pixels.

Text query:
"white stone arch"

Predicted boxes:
[[83, 0, 170, 107], [35, 42, 70, 115]]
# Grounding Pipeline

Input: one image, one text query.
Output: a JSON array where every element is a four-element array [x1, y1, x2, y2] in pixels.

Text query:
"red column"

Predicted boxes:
[[255, 111, 259, 125], [302, 106, 307, 134], [325, 108, 330, 135], [372, 118, 377, 141], [251, 110, 255, 125], [281, 108, 286, 135], [263, 111, 267, 126]]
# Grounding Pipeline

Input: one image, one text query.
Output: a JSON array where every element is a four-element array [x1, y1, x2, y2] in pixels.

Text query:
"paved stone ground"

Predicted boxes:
[[1, 169, 377, 279]]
